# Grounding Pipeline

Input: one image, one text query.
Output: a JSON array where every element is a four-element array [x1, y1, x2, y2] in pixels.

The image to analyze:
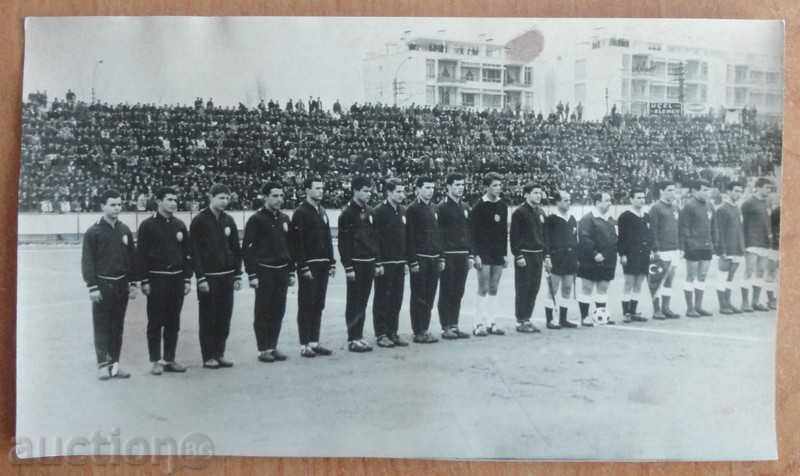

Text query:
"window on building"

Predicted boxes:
[[648, 43, 662, 51], [524, 66, 533, 85], [462, 93, 476, 107], [766, 72, 779, 84], [574, 60, 587, 81], [667, 86, 680, 100], [622, 54, 631, 72], [735, 87, 748, 106], [727, 65, 735, 83], [701, 62, 709, 80], [609, 37, 630, 47], [650, 84, 666, 100], [621, 79, 630, 98], [482, 68, 501, 83], [426, 86, 435, 104], [700, 84, 707, 102], [524, 91, 533, 109], [426, 60, 436, 80], [735, 65, 748, 84], [726, 87, 733, 104], [486, 46, 502, 58]]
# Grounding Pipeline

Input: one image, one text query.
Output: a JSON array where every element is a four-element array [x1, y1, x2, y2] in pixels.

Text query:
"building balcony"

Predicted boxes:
[[436, 76, 466, 84]]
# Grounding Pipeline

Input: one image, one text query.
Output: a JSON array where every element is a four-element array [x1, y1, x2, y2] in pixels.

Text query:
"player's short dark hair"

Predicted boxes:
[[209, 183, 231, 197], [483, 171, 503, 187], [415, 176, 435, 189], [262, 181, 283, 196], [553, 190, 570, 203], [154, 187, 177, 201], [522, 182, 542, 195], [445, 173, 465, 185], [99, 189, 122, 205], [351, 176, 373, 192], [655, 181, 675, 194], [385, 178, 404, 193], [629, 188, 646, 198], [591, 192, 608, 204], [303, 176, 323, 190], [688, 179, 711, 191], [755, 177, 773, 189]]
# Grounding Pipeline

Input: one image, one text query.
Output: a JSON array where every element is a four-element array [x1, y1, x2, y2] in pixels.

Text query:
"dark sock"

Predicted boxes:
[[717, 290, 726, 309], [662, 294, 672, 312], [767, 290, 776, 303], [579, 302, 590, 319], [545, 306, 554, 323], [622, 300, 630, 315], [631, 300, 638, 315], [653, 297, 661, 313], [741, 287, 750, 308], [752, 286, 762, 305], [559, 306, 568, 322], [695, 288, 704, 310], [684, 290, 694, 312], [596, 302, 606, 309]]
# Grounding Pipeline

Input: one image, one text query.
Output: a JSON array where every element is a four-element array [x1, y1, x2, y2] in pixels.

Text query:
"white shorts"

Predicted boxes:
[[657, 250, 681, 264], [746, 247, 772, 258], [767, 250, 780, 261]]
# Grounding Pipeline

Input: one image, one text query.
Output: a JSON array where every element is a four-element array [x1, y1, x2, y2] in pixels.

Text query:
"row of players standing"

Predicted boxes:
[[80, 174, 779, 379]]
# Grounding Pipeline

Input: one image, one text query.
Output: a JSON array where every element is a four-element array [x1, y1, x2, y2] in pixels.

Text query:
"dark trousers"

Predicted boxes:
[[515, 252, 544, 322], [92, 279, 129, 366], [297, 262, 330, 345], [437, 254, 469, 329], [410, 257, 440, 335], [198, 275, 234, 362], [146, 275, 185, 362], [373, 263, 405, 337], [254, 267, 290, 351], [345, 261, 375, 341]]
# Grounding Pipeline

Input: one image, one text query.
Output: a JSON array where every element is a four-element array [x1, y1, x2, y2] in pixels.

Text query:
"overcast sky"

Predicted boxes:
[[23, 17, 783, 108]]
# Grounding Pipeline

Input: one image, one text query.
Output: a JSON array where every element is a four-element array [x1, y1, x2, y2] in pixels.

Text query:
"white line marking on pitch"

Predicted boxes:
[[600, 324, 772, 343]]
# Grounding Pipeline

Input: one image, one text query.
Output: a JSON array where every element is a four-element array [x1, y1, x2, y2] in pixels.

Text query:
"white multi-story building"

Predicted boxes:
[[541, 34, 783, 122], [363, 34, 536, 111]]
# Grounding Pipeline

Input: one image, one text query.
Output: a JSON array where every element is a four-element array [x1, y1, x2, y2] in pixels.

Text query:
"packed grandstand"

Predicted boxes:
[[19, 92, 782, 213]]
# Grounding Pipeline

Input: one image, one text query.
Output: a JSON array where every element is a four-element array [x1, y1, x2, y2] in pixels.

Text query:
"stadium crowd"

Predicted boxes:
[[19, 92, 782, 212]]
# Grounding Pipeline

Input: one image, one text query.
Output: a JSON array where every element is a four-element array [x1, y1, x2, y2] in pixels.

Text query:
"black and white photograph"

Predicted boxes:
[[16, 16, 783, 460]]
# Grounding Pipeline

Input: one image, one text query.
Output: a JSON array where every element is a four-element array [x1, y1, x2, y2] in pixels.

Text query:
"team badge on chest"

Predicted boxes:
[[434, 212, 438, 221], [283, 222, 289, 232], [369, 215, 374, 224], [463, 209, 468, 219], [494, 214, 501, 222], [176, 231, 184, 242], [707, 210, 713, 220], [673, 211, 679, 220], [323, 214, 328, 224], [402, 216, 406, 224], [122, 234, 128, 246], [224, 226, 231, 237], [540, 214, 545, 224]]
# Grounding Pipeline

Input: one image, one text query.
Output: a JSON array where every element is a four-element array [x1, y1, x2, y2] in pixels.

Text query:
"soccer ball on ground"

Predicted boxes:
[[592, 307, 610, 325]]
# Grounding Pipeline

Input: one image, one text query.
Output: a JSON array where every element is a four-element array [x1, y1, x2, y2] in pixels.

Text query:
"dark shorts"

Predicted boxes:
[[551, 250, 578, 276], [577, 260, 616, 282], [479, 254, 506, 266], [685, 249, 712, 262], [622, 252, 650, 275]]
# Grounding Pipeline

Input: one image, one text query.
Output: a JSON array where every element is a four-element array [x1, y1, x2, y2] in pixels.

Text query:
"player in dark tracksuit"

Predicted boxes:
[[243, 181, 296, 363], [713, 182, 745, 314], [543, 191, 579, 329], [137, 187, 192, 375], [616, 189, 651, 323], [436, 173, 474, 340], [290, 177, 336, 358], [406, 176, 444, 344], [372, 178, 409, 348], [577, 192, 618, 325], [679, 181, 715, 318], [81, 189, 138, 380], [337, 176, 378, 353], [190, 183, 243, 368], [510, 183, 547, 333], [470, 172, 509, 336]]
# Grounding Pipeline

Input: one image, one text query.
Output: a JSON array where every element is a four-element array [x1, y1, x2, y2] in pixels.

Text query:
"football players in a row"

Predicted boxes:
[[81, 175, 777, 379]]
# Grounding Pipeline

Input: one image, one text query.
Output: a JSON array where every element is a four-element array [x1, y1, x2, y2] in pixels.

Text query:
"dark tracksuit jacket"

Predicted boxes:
[[679, 197, 714, 255], [190, 208, 242, 361], [436, 196, 474, 329], [243, 207, 294, 351], [372, 200, 407, 338], [648, 200, 680, 253], [137, 212, 192, 362], [544, 212, 579, 276], [289, 201, 335, 345], [616, 210, 652, 275], [337, 200, 379, 341], [577, 210, 618, 281], [741, 196, 771, 249], [81, 217, 137, 366], [510, 201, 547, 321], [406, 197, 443, 335], [714, 201, 745, 257]]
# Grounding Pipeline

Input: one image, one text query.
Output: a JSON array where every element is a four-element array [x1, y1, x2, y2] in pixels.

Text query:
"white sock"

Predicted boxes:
[[476, 295, 488, 327]]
